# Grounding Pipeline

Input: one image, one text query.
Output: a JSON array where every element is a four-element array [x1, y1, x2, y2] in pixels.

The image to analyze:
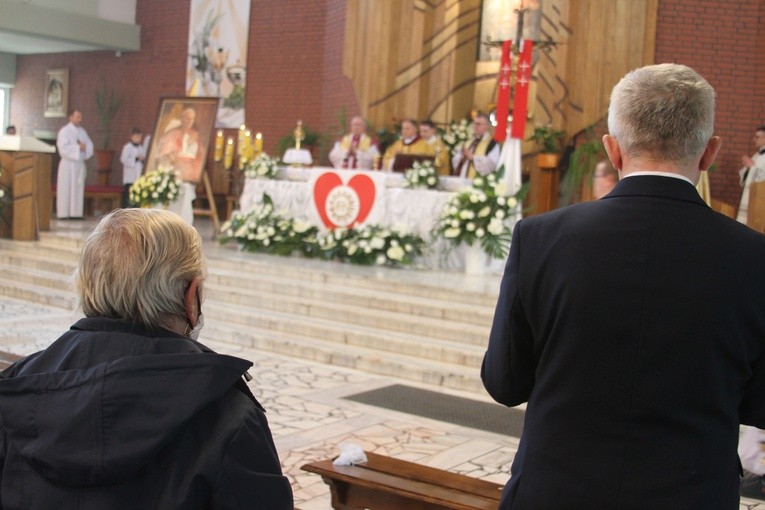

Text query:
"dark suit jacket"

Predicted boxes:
[[482, 175, 765, 509]]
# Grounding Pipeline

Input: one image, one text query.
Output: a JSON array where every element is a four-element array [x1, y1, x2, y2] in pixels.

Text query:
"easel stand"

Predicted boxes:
[[192, 169, 220, 238]]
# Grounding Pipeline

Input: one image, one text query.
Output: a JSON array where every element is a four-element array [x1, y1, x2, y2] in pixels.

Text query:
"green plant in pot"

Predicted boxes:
[[561, 124, 608, 201], [94, 80, 124, 174], [530, 125, 565, 168]]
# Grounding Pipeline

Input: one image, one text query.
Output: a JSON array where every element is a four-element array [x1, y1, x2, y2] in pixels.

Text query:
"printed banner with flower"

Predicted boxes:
[[129, 166, 182, 208]]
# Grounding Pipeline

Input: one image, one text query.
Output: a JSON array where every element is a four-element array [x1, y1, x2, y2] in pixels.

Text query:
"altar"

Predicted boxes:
[[237, 167, 488, 271]]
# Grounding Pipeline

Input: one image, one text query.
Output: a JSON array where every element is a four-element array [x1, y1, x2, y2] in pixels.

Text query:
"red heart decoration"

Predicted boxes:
[[347, 174, 376, 225], [312, 172, 377, 229], [313, 172, 343, 228]]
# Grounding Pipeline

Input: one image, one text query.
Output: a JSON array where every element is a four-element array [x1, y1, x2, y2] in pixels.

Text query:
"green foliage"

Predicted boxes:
[[530, 125, 565, 154], [94, 79, 123, 149], [561, 125, 607, 200], [223, 84, 245, 109]]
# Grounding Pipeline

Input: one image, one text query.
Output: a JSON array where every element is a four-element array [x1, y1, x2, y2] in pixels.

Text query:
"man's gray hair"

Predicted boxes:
[[608, 63, 716, 165], [75, 208, 206, 330]]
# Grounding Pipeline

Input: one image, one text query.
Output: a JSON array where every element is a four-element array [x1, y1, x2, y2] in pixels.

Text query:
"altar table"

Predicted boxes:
[[237, 168, 483, 271]]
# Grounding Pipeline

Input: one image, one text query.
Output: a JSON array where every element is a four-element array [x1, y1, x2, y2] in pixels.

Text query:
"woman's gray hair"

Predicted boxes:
[[607, 63, 716, 165], [75, 208, 206, 330]]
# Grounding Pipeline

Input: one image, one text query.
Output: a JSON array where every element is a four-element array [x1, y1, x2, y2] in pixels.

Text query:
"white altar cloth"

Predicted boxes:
[[238, 168, 491, 271]]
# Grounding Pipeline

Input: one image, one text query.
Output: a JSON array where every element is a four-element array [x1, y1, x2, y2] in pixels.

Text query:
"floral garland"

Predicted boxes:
[[219, 193, 317, 256], [128, 165, 181, 208], [403, 160, 439, 190], [219, 195, 425, 267], [441, 119, 473, 158], [244, 153, 279, 179], [334, 224, 424, 266], [432, 172, 520, 259]]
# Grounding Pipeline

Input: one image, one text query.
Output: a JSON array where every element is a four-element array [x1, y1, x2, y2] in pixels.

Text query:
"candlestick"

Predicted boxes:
[[224, 137, 235, 170], [214, 130, 224, 162]]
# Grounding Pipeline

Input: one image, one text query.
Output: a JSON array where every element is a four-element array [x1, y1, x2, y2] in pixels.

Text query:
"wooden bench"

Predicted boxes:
[[51, 185, 124, 216], [301, 452, 504, 510], [0, 351, 22, 370]]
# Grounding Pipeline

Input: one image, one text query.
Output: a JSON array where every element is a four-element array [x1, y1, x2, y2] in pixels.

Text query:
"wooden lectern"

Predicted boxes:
[[0, 136, 55, 240]]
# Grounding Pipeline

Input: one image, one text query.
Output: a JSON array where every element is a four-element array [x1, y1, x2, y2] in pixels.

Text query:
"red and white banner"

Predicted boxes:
[[510, 39, 534, 140], [308, 169, 386, 230], [494, 40, 513, 143]]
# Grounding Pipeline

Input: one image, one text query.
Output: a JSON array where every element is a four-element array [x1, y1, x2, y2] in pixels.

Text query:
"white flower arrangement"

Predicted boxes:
[[219, 193, 317, 256], [441, 119, 473, 158], [404, 160, 439, 190], [433, 172, 520, 259], [219, 194, 425, 266], [128, 165, 181, 208], [243, 153, 279, 179], [334, 224, 424, 266]]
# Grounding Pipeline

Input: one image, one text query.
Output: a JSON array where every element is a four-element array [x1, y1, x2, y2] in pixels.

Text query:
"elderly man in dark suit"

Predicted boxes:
[[482, 63, 765, 509]]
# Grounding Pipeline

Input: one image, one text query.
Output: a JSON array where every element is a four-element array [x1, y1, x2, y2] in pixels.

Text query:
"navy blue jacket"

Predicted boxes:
[[0, 317, 293, 509], [483, 176, 765, 509]]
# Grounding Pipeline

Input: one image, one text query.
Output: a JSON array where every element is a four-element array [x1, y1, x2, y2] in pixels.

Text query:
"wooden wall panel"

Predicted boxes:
[[343, 0, 656, 143]]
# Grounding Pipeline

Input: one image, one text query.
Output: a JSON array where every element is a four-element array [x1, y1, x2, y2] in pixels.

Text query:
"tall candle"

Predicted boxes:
[[214, 130, 224, 161], [224, 137, 235, 169], [254, 132, 263, 154], [237, 125, 246, 156]]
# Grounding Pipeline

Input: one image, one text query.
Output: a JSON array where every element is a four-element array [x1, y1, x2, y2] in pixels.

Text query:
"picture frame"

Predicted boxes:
[[144, 97, 219, 184], [43, 68, 68, 118]]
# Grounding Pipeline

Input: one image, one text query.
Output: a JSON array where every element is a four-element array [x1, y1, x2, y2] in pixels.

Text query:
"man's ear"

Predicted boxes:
[[699, 136, 722, 171], [184, 278, 202, 327], [602, 135, 623, 171]]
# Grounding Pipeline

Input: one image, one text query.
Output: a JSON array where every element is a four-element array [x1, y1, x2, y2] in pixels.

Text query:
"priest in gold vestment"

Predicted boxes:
[[382, 119, 434, 172], [329, 116, 379, 170]]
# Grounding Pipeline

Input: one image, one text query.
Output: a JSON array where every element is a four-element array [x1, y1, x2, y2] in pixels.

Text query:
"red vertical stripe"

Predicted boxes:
[[510, 40, 534, 140], [494, 41, 513, 143]]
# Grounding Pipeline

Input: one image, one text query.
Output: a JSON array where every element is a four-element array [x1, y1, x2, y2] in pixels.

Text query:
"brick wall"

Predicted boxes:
[[654, 0, 765, 208], [7, 0, 764, 204]]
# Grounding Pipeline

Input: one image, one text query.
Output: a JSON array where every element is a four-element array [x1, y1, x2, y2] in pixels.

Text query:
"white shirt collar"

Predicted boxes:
[[621, 171, 694, 186]]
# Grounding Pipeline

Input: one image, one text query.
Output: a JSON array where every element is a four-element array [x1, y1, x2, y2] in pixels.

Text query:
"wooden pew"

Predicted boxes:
[[0, 351, 22, 370], [51, 185, 124, 216], [301, 452, 504, 510]]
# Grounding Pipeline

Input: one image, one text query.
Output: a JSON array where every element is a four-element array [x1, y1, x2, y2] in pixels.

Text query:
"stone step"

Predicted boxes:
[[0, 263, 73, 292], [0, 251, 77, 276], [204, 309, 486, 369], [206, 267, 494, 327], [0, 238, 81, 262], [204, 246, 500, 308], [204, 283, 489, 345], [202, 319, 485, 393], [0, 276, 76, 310]]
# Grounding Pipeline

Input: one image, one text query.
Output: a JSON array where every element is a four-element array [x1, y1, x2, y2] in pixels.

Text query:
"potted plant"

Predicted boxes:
[[561, 123, 608, 202], [530, 125, 565, 168], [93, 79, 123, 176]]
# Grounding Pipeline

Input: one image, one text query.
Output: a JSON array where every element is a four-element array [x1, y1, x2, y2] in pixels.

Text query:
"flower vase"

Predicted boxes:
[[464, 243, 490, 275]]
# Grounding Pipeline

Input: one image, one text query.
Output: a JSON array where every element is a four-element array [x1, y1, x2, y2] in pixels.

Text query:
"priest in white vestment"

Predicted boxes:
[[56, 109, 94, 219]]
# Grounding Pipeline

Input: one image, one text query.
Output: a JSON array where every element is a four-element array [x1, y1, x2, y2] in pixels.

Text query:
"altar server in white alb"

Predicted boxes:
[[56, 109, 94, 219], [120, 127, 147, 207]]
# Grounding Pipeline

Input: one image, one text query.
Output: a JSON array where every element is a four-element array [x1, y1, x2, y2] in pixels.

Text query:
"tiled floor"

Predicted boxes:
[[1, 217, 764, 509]]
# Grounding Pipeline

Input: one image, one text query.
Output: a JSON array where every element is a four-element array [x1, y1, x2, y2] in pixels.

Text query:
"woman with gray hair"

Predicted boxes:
[[0, 209, 293, 509]]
